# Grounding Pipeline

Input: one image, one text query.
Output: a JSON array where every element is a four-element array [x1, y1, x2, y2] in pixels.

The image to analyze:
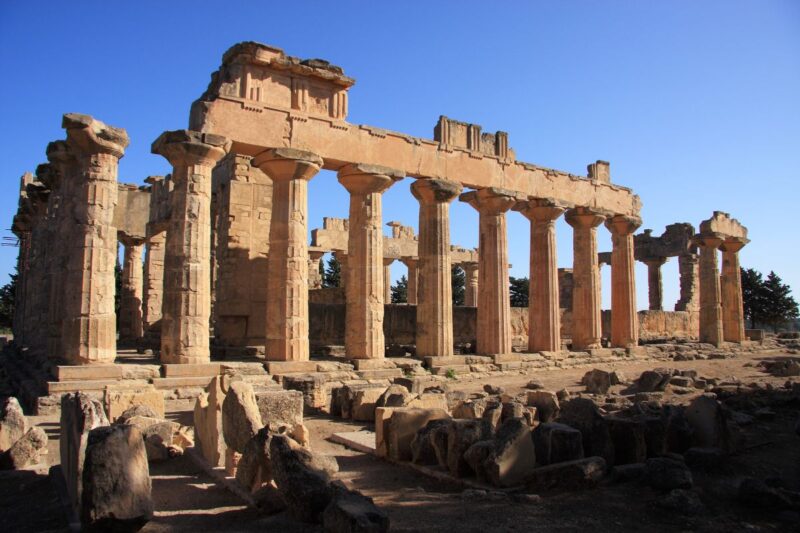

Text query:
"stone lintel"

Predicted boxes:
[[699, 211, 748, 241], [63, 113, 129, 157]]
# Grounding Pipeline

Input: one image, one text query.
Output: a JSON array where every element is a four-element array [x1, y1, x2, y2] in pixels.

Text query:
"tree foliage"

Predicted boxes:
[[0, 269, 18, 330], [741, 267, 798, 329], [323, 255, 342, 288], [452, 266, 465, 306], [391, 275, 408, 303], [509, 276, 529, 307]]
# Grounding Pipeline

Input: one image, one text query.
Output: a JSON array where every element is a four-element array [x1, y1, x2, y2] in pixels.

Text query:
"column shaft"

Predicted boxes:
[[142, 232, 166, 336], [402, 258, 419, 305], [383, 258, 394, 304], [411, 179, 462, 358], [566, 208, 605, 350], [645, 258, 666, 311], [697, 236, 723, 346], [119, 240, 145, 341], [720, 240, 746, 342], [462, 263, 479, 307], [607, 215, 641, 348]]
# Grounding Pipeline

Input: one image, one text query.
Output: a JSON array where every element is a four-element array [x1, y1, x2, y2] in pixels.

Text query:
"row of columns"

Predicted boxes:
[[696, 234, 747, 346]]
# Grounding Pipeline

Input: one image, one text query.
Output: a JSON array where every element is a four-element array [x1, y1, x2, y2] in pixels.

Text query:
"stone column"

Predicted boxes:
[[461, 188, 517, 356], [142, 231, 165, 336], [252, 148, 322, 361], [152, 130, 230, 364], [410, 179, 462, 358], [383, 258, 394, 304], [61, 113, 129, 364], [334, 251, 348, 288], [462, 262, 479, 307], [676, 253, 699, 312], [720, 238, 747, 343], [119, 238, 145, 341], [338, 164, 403, 359], [644, 257, 667, 311], [696, 234, 723, 347], [515, 199, 564, 353], [606, 215, 642, 349], [565, 207, 605, 351], [308, 250, 325, 289], [401, 257, 419, 305]]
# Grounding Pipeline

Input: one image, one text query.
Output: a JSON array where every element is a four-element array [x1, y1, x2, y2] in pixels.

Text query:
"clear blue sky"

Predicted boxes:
[[1, 1, 798, 310]]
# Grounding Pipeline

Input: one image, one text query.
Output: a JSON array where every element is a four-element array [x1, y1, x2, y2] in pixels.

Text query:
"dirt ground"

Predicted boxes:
[[1, 348, 798, 532]]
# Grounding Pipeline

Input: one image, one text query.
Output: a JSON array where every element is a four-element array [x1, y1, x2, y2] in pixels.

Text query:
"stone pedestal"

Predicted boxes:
[[696, 234, 723, 347], [401, 257, 419, 305], [252, 148, 322, 361], [142, 231, 166, 337], [152, 130, 230, 364], [565, 207, 605, 351], [606, 215, 641, 349], [515, 199, 564, 353], [383, 258, 394, 304], [337, 163, 403, 359], [462, 262, 479, 307], [410, 179, 462, 358], [461, 187, 517, 356], [720, 239, 746, 343], [644, 257, 667, 311], [119, 238, 145, 341], [61, 114, 129, 365]]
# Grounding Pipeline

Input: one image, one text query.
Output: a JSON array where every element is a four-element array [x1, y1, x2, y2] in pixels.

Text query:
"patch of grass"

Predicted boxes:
[[445, 368, 457, 380]]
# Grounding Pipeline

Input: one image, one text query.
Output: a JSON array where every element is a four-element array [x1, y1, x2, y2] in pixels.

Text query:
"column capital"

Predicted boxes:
[[383, 257, 395, 266], [308, 249, 326, 261], [152, 130, 231, 168], [46, 140, 75, 177], [410, 178, 462, 205], [642, 256, 668, 268], [460, 187, 519, 215], [400, 256, 418, 268], [63, 113, 129, 158], [605, 214, 642, 236], [694, 232, 724, 249], [514, 197, 566, 223], [337, 163, 404, 195], [252, 147, 322, 182], [565, 206, 606, 228], [719, 237, 748, 253]]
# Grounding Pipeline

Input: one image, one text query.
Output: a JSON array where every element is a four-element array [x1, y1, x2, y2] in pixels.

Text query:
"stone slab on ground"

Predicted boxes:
[[329, 431, 377, 454]]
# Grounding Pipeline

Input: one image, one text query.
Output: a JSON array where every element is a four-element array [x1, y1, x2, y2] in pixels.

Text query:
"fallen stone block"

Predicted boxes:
[[526, 457, 606, 492], [558, 398, 614, 466], [104, 387, 164, 422], [270, 434, 334, 523], [645, 456, 693, 491], [374, 407, 396, 458], [352, 387, 386, 422], [115, 405, 159, 424], [254, 389, 304, 431], [0, 426, 48, 469], [608, 417, 647, 465], [81, 425, 153, 531], [407, 392, 448, 411], [582, 369, 612, 394], [430, 423, 450, 468], [222, 381, 263, 453], [484, 418, 537, 487], [637, 369, 672, 392], [526, 391, 560, 422], [323, 481, 389, 533], [236, 428, 273, 494], [534, 422, 584, 466], [685, 394, 731, 452], [194, 375, 228, 467], [0, 396, 28, 453], [447, 419, 494, 477], [376, 384, 415, 408], [463, 440, 495, 483], [388, 408, 451, 462], [483, 405, 503, 430], [410, 418, 451, 465]]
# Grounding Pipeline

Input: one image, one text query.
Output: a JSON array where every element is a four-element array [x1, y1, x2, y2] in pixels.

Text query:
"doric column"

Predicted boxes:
[[334, 251, 348, 288], [606, 215, 642, 349], [565, 207, 606, 351], [152, 130, 230, 364], [644, 257, 667, 311], [383, 258, 394, 303], [142, 231, 166, 336], [308, 250, 325, 289], [695, 234, 724, 347], [337, 164, 403, 359], [119, 238, 145, 341], [252, 148, 322, 361], [461, 187, 518, 356], [61, 113, 129, 364], [720, 238, 747, 343], [410, 179, 462, 358], [462, 262, 479, 307], [401, 257, 419, 305], [676, 253, 699, 312], [515, 199, 564, 352]]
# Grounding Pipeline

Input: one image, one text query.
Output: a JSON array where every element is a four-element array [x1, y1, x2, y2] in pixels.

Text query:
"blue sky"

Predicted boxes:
[[1, 1, 798, 310]]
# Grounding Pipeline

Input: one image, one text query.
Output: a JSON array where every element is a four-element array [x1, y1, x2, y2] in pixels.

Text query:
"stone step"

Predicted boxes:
[[265, 361, 318, 374], [429, 364, 471, 376], [151, 376, 215, 389], [46, 379, 150, 394], [54, 364, 122, 381], [355, 368, 403, 380], [162, 363, 221, 378]]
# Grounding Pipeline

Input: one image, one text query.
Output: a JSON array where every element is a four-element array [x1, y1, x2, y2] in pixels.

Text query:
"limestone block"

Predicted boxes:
[[446, 419, 494, 477], [60, 392, 109, 513], [81, 425, 153, 531], [254, 390, 303, 432], [236, 428, 273, 494], [104, 387, 165, 422], [483, 418, 537, 487], [526, 391, 560, 422], [374, 407, 397, 458], [581, 369, 612, 394], [0, 397, 28, 453], [463, 440, 495, 483], [410, 418, 451, 465], [608, 417, 647, 465], [387, 408, 451, 462], [685, 394, 731, 452], [376, 384, 415, 408], [533, 422, 584, 466], [0, 427, 48, 470], [407, 392, 448, 411], [193, 375, 227, 467], [115, 405, 159, 424], [558, 398, 614, 466], [323, 483, 390, 533], [269, 434, 334, 523], [525, 457, 607, 492], [222, 381, 263, 453]]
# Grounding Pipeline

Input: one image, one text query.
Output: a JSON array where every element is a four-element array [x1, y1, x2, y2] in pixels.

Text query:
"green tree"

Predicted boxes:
[[323, 255, 341, 288], [761, 271, 799, 329], [452, 266, 465, 306], [391, 275, 408, 303], [0, 269, 19, 330], [741, 268, 766, 328], [510, 276, 529, 307]]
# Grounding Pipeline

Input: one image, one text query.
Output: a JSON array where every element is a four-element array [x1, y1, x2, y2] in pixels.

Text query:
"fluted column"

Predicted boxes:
[[462, 262, 479, 307], [142, 231, 166, 336], [411, 179, 462, 358], [401, 257, 419, 305], [152, 130, 230, 364], [119, 238, 145, 341], [643, 257, 667, 311], [565, 207, 605, 351], [696, 234, 724, 347], [383, 258, 394, 303], [308, 250, 325, 289], [515, 199, 564, 352], [606, 215, 642, 348], [720, 238, 747, 343], [338, 164, 403, 359], [62, 113, 129, 364], [252, 148, 322, 361], [461, 187, 517, 356]]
